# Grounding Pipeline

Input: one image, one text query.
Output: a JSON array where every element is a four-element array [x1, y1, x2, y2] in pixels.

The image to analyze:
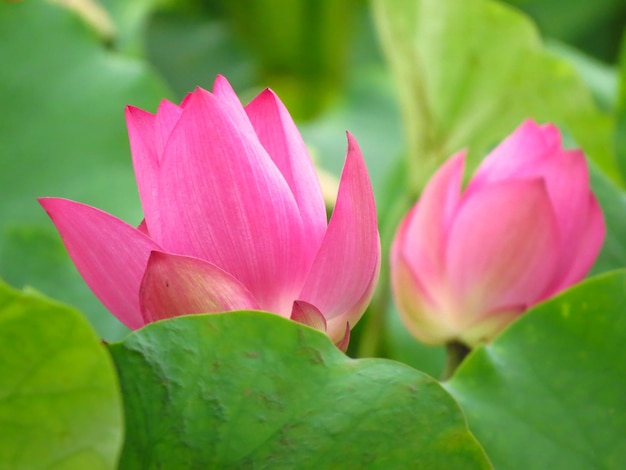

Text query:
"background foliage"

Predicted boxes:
[[1, 0, 625, 467]]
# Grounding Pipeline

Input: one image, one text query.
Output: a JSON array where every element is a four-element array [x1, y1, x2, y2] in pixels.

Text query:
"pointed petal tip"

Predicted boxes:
[[335, 323, 350, 353], [290, 300, 327, 332]]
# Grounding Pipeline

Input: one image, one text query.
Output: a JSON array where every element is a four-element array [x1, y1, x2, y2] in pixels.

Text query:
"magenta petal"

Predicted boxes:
[[153, 100, 184, 162], [125, 106, 159, 240], [446, 179, 560, 318], [139, 251, 259, 323], [299, 133, 380, 323], [290, 300, 327, 332], [157, 88, 309, 316], [246, 89, 327, 251], [211, 75, 257, 137], [39, 198, 161, 329], [126, 100, 182, 241]]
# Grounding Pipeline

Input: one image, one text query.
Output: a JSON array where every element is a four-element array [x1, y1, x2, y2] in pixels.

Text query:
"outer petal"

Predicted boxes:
[[139, 251, 259, 323], [39, 198, 161, 329], [299, 133, 380, 326], [391, 252, 457, 345], [245, 89, 327, 253], [470, 120, 558, 185], [156, 87, 308, 316], [469, 121, 600, 288], [325, 242, 381, 342], [211, 75, 257, 136], [400, 151, 465, 304], [446, 179, 560, 321], [548, 194, 605, 294]]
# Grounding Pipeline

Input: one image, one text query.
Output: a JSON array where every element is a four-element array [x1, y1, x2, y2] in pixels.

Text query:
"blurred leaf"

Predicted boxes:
[[547, 40, 618, 112], [224, 0, 359, 119], [0, 0, 172, 339], [504, 0, 626, 62], [99, 0, 163, 55], [616, 31, 626, 179], [372, 0, 619, 193], [0, 280, 123, 469], [109, 312, 491, 469], [144, 9, 255, 99], [446, 270, 626, 469]]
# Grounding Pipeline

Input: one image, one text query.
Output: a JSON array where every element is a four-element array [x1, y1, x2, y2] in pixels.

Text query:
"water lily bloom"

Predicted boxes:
[[391, 120, 605, 347], [40, 75, 380, 350]]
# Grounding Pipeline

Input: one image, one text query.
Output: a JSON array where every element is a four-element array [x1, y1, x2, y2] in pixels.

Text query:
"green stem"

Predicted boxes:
[[441, 341, 471, 381]]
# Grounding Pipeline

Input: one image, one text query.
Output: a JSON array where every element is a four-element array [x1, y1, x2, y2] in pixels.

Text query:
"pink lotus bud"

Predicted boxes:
[[391, 120, 605, 347], [40, 76, 380, 350]]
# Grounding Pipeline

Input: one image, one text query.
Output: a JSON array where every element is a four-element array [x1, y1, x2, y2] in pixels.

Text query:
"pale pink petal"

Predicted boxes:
[[299, 133, 380, 322], [290, 300, 327, 332], [246, 89, 327, 253], [459, 305, 525, 346], [39, 198, 162, 329], [548, 194, 605, 294], [401, 152, 465, 300], [156, 87, 308, 316], [446, 179, 560, 319], [470, 120, 558, 188], [390, 253, 457, 345], [139, 251, 259, 323], [470, 124, 594, 283]]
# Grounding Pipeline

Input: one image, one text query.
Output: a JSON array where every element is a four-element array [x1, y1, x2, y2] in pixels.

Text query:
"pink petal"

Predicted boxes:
[[126, 100, 182, 241], [469, 121, 599, 288], [290, 300, 327, 332], [548, 194, 605, 294], [156, 87, 309, 316], [139, 251, 259, 323], [153, 100, 184, 162], [39, 198, 161, 329], [211, 76, 258, 138], [446, 179, 560, 319], [400, 152, 465, 302], [298, 133, 380, 324], [470, 120, 559, 187], [325, 245, 381, 342], [246, 89, 327, 253]]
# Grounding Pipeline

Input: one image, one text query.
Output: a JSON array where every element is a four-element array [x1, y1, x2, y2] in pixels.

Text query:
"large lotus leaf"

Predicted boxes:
[[446, 270, 626, 469], [0, 0, 172, 339], [372, 0, 618, 190], [0, 280, 123, 470], [108, 312, 491, 469]]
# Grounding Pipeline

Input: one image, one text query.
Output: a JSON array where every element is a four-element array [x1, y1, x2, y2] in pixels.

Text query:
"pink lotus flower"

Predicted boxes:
[[391, 120, 605, 346], [40, 76, 380, 349]]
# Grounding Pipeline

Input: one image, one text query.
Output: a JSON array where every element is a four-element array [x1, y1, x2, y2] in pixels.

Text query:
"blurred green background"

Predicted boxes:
[[1, 0, 625, 377]]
